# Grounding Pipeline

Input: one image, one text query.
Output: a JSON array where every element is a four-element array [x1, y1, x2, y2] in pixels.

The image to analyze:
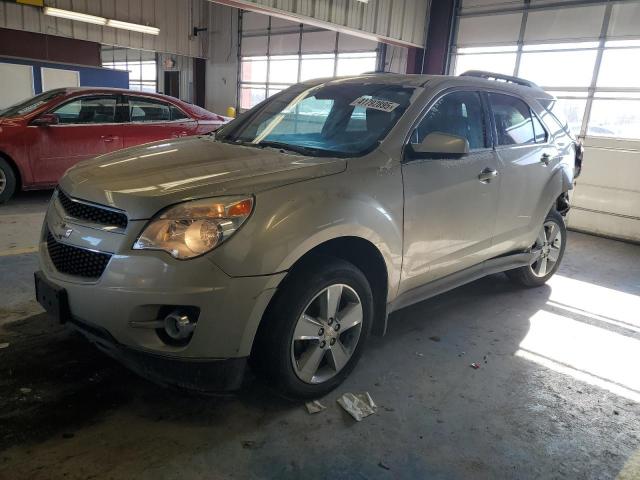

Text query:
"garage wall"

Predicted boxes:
[[0, 56, 129, 108], [206, 3, 239, 115], [209, 0, 429, 47], [0, 0, 208, 58], [449, 0, 640, 242]]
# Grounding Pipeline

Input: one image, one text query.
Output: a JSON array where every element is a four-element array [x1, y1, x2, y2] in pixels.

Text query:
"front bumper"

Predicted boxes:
[[38, 194, 286, 385], [69, 315, 247, 392]]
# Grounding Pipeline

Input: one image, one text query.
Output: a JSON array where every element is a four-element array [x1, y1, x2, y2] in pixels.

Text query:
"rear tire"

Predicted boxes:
[[252, 256, 373, 400], [0, 158, 17, 204], [506, 209, 566, 287]]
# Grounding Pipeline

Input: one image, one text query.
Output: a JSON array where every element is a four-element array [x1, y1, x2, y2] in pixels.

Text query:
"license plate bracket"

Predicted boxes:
[[35, 271, 70, 324]]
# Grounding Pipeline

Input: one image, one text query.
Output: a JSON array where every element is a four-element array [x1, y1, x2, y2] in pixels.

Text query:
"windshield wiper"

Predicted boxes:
[[255, 141, 329, 157]]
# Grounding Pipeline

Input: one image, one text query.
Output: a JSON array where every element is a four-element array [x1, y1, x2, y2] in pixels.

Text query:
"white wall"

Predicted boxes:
[[206, 3, 238, 114], [0, 0, 208, 58], [568, 138, 640, 243]]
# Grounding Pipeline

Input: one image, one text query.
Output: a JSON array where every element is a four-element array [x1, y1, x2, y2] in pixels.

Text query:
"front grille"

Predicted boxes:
[[46, 230, 112, 279], [57, 190, 128, 230]]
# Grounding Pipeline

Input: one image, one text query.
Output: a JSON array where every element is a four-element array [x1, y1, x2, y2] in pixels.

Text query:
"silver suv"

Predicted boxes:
[[36, 71, 579, 399]]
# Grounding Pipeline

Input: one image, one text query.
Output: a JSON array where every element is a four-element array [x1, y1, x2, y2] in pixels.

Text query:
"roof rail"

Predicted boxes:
[[460, 70, 539, 89]]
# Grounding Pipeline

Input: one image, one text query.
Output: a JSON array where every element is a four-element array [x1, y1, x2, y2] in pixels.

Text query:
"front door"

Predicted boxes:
[[399, 90, 501, 295], [29, 95, 124, 185]]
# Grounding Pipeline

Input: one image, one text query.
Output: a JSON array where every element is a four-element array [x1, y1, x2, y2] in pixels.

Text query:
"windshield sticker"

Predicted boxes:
[[350, 96, 400, 113]]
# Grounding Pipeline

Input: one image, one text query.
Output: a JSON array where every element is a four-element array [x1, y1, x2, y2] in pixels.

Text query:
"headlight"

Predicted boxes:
[[133, 196, 254, 259]]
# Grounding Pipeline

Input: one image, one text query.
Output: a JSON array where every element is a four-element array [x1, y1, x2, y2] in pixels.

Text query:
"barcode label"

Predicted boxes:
[[350, 96, 400, 113]]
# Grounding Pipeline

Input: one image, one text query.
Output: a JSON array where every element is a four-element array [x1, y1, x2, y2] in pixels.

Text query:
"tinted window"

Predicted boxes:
[[53, 96, 117, 124], [489, 93, 536, 146], [170, 105, 189, 121], [129, 98, 171, 122], [412, 91, 487, 150], [532, 113, 547, 143]]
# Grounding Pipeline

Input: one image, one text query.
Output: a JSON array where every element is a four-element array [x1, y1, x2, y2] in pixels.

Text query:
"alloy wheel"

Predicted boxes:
[[290, 284, 363, 384], [0, 169, 6, 195], [530, 220, 563, 277]]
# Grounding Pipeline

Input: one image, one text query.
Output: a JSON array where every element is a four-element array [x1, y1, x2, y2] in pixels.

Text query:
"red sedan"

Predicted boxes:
[[0, 88, 228, 202]]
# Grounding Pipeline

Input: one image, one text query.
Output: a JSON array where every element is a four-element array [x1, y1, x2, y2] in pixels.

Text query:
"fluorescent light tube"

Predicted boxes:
[[43, 6, 106, 25], [107, 19, 160, 35], [43, 7, 160, 35]]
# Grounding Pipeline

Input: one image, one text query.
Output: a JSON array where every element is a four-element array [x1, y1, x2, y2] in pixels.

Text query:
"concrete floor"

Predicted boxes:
[[1, 191, 639, 480]]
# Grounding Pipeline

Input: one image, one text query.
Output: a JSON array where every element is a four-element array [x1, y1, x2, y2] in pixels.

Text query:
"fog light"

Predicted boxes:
[[164, 311, 196, 340]]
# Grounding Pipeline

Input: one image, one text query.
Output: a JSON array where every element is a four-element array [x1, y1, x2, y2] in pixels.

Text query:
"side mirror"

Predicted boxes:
[[31, 113, 59, 127], [407, 132, 470, 160]]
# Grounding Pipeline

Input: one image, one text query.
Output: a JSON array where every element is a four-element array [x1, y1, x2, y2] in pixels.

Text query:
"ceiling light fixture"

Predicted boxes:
[[106, 19, 160, 35], [43, 7, 160, 35], [43, 6, 106, 25]]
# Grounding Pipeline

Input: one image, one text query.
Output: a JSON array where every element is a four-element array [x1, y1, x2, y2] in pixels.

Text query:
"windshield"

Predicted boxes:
[[0, 90, 65, 118], [216, 82, 417, 157]]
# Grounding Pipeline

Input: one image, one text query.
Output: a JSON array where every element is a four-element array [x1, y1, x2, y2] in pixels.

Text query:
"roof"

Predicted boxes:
[[301, 72, 553, 99], [59, 86, 184, 102]]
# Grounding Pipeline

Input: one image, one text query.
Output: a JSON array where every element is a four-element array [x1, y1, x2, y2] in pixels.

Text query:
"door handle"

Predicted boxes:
[[540, 153, 551, 165], [478, 168, 499, 183], [101, 135, 116, 143], [179, 131, 188, 137]]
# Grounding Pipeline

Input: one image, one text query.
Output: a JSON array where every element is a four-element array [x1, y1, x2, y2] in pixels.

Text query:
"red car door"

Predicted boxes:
[[29, 94, 125, 185], [123, 96, 197, 148]]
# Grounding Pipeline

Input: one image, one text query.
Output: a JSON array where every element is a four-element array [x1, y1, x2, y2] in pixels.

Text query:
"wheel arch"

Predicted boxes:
[[0, 151, 23, 191], [251, 236, 391, 365]]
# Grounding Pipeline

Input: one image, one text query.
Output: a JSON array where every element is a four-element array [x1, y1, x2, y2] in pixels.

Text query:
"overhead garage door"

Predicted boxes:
[[239, 11, 379, 110], [449, 0, 640, 242]]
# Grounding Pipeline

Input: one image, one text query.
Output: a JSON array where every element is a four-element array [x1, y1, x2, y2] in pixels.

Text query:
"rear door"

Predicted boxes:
[[123, 96, 197, 147], [400, 90, 502, 294], [486, 92, 557, 254], [29, 94, 124, 185]]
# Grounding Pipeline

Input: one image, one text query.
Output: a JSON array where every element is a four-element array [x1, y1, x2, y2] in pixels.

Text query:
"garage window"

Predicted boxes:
[[239, 12, 379, 111], [102, 47, 157, 93], [450, 3, 640, 140]]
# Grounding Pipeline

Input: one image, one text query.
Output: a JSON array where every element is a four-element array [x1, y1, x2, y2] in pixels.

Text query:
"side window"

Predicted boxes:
[[129, 97, 171, 122], [52, 96, 117, 124], [532, 112, 548, 143], [170, 105, 189, 121], [489, 93, 536, 146], [412, 91, 487, 150]]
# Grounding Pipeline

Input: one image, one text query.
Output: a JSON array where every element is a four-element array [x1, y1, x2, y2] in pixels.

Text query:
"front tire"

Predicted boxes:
[[0, 158, 17, 204], [506, 209, 566, 287], [252, 257, 373, 400]]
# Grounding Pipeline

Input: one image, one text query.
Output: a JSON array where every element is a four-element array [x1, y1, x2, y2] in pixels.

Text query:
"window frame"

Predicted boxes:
[[484, 90, 550, 150], [402, 87, 493, 162], [124, 95, 191, 124], [47, 94, 124, 126]]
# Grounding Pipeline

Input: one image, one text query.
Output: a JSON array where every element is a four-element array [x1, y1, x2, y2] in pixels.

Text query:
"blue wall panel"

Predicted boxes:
[[0, 56, 128, 93]]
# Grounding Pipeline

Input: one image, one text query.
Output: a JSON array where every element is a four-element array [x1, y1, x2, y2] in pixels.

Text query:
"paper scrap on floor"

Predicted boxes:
[[337, 392, 377, 421]]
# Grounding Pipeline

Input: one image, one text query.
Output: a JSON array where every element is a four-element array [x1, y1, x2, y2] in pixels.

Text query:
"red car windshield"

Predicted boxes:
[[0, 90, 66, 118]]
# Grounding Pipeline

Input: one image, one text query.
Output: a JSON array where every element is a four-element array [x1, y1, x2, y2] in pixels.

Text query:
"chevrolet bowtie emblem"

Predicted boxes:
[[54, 222, 73, 240]]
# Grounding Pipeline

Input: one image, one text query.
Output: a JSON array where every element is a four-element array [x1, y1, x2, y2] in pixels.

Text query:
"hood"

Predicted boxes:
[[59, 136, 346, 219]]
